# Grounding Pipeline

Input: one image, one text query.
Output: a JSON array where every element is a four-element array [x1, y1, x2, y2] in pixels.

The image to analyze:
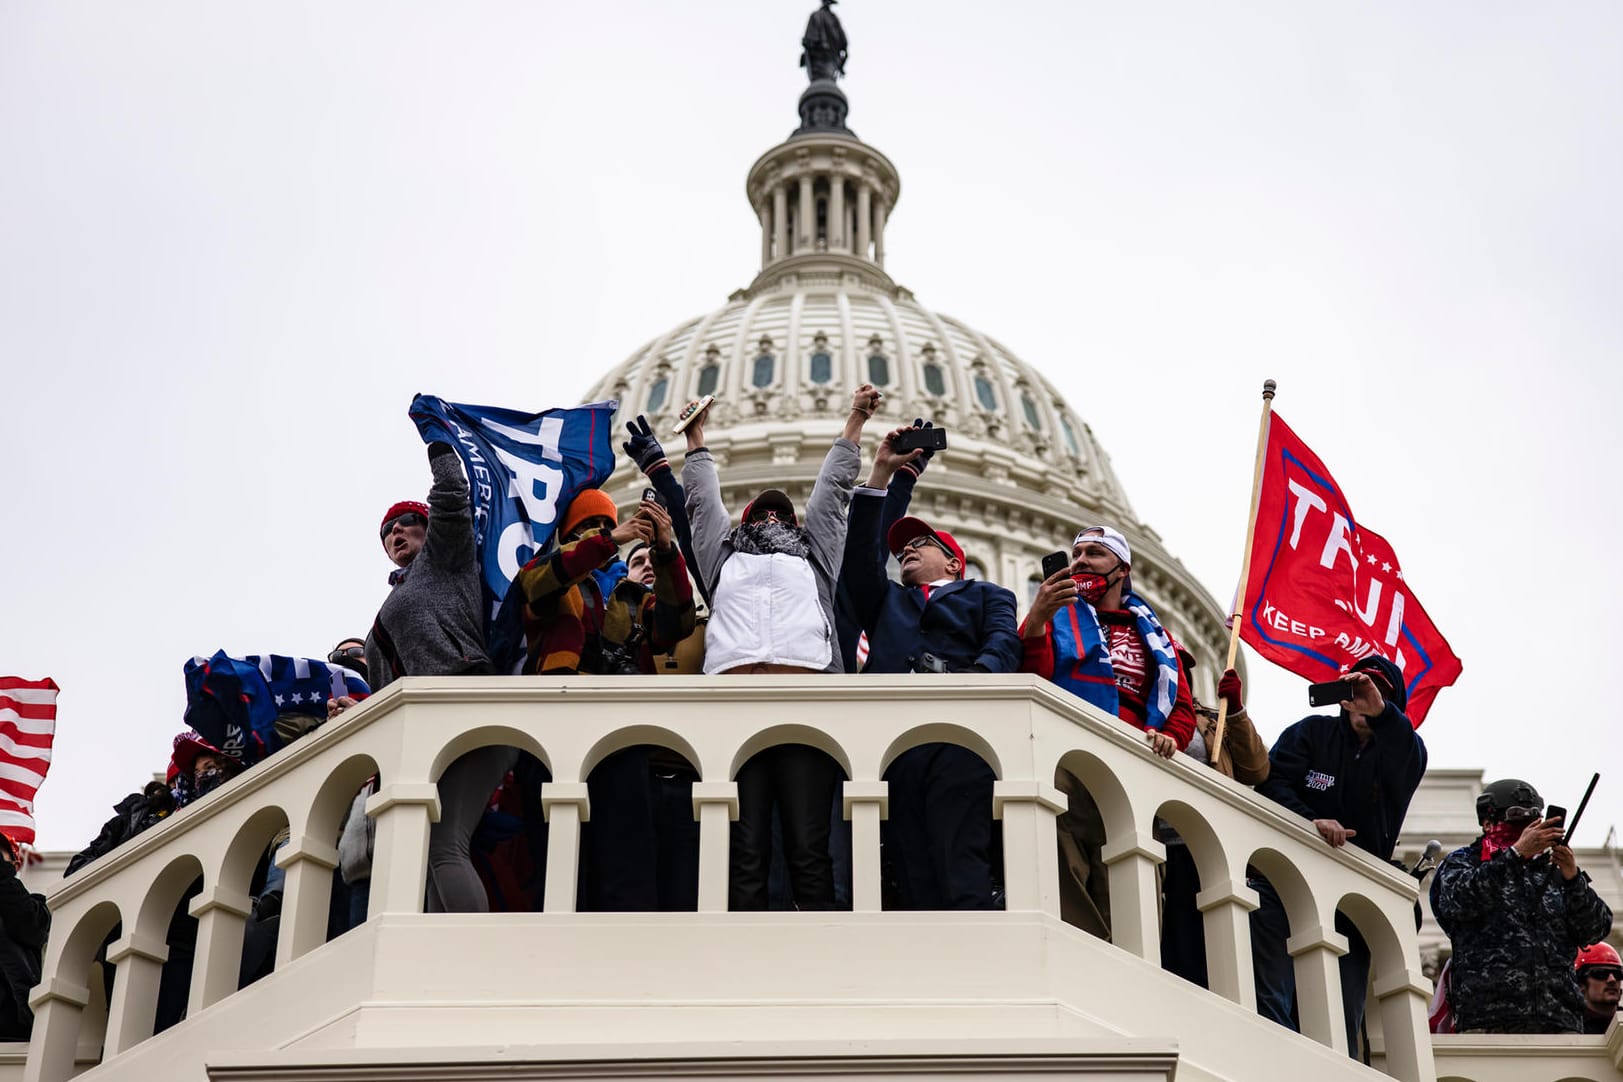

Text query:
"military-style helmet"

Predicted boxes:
[[1475, 778, 1543, 824]]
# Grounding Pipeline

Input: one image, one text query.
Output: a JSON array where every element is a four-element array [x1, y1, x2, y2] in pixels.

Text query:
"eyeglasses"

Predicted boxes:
[[329, 645, 365, 664], [902, 535, 949, 556], [380, 512, 426, 539], [1583, 966, 1623, 982]]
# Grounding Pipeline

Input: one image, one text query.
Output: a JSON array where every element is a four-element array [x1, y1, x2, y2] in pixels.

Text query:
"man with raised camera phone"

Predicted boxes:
[[841, 423, 1021, 909], [1248, 654, 1427, 1056], [513, 488, 699, 910], [1431, 778, 1613, 1034]]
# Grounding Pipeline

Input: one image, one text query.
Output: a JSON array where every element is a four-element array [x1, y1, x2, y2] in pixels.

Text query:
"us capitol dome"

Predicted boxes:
[[583, 27, 1232, 697]]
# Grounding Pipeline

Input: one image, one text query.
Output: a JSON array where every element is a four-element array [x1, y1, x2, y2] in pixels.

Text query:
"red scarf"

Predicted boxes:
[[1479, 821, 1524, 862]]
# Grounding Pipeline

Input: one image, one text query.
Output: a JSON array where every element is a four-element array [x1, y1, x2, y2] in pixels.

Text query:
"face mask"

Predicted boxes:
[[195, 766, 229, 798], [1074, 572, 1110, 605]]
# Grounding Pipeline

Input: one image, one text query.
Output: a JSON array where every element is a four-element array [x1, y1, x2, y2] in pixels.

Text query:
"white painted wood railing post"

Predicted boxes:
[[101, 932, 167, 1054], [1374, 966, 1438, 1082], [1100, 831, 1166, 960], [692, 782, 738, 913], [1195, 879, 1259, 1008], [274, 835, 341, 967], [992, 780, 1065, 917], [540, 782, 590, 914], [365, 783, 440, 918], [186, 885, 253, 1014], [1288, 923, 1350, 1055], [23, 978, 90, 1082], [842, 780, 888, 913]]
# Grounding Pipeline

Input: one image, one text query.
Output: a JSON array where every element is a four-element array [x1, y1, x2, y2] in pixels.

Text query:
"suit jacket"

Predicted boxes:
[[840, 489, 1021, 674]]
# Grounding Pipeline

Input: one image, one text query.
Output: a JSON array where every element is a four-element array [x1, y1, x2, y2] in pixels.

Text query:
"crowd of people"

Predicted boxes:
[[28, 386, 1614, 1048]]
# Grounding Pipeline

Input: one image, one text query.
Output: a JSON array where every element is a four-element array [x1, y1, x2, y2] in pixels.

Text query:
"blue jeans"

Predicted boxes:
[[1249, 876, 1371, 1057]]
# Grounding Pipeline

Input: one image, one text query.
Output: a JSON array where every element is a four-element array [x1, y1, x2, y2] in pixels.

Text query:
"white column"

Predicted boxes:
[[365, 783, 440, 918], [1195, 879, 1260, 1008], [1099, 831, 1165, 960], [843, 780, 888, 913], [692, 782, 738, 913], [828, 175, 846, 252], [102, 932, 167, 1054], [798, 176, 815, 253], [23, 978, 90, 1082], [1374, 967, 1439, 1082], [874, 196, 891, 267], [758, 201, 771, 267], [773, 184, 789, 262], [187, 885, 253, 1014], [274, 834, 341, 968], [993, 780, 1065, 917], [1288, 923, 1350, 1055], [540, 782, 590, 914], [855, 183, 872, 259]]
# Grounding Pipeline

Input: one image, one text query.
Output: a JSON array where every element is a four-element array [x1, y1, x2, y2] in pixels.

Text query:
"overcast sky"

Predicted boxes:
[[2, 2, 1620, 853]]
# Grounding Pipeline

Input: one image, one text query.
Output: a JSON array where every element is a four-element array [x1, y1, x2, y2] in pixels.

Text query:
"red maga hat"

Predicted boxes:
[[886, 516, 966, 578]]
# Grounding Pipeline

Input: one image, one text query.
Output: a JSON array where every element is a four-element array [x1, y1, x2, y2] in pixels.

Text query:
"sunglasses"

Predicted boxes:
[[329, 645, 365, 663], [902, 535, 949, 556], [1583, 966, 1623, 981], [380, 512, 426, 539]]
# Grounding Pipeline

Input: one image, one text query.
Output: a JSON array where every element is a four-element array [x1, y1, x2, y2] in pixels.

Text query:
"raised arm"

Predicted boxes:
[[805, 385, 881, 576], [677, 401, 730, 595], [423, 442, 477, 572], [623, 414, 710, 607]]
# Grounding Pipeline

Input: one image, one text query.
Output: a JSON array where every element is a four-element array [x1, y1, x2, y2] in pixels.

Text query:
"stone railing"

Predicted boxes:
[[24, 675, 1450, 1082]]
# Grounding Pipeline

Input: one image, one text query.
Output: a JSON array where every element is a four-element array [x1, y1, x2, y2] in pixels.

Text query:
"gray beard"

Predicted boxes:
[[732, 520, 810, 558]]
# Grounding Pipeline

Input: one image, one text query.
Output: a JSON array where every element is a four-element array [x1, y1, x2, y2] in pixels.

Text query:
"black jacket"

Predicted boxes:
[[0, 861, 49, 1039], [1255, 699, 1426, 862], [66, 791, 169, 877]]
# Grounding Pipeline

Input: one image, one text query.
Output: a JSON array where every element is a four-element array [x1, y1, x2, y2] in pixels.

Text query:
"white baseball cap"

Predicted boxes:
[[1073, 525, 1131, 567]]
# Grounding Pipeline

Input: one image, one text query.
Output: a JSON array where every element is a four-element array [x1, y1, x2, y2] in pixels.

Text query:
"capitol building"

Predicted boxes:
[[581, 51, 1231, 701], [9, 8, 1621, 1082]]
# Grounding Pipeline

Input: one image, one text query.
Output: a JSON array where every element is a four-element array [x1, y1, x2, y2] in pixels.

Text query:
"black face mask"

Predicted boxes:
[[194, 766, 230, 798], [143, 785, 175, 815]]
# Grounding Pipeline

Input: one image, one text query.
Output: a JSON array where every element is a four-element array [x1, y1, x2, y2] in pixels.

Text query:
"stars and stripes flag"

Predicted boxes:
[[0, 677, 58, 845], [1239, 412, 1462, 725]]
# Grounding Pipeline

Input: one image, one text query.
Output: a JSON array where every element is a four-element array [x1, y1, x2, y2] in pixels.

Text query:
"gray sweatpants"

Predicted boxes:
[[425, 744, 520, 913]]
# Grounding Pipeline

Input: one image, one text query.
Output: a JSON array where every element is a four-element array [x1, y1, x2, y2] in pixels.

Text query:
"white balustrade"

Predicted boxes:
[[23, 675, 1454, 1082]]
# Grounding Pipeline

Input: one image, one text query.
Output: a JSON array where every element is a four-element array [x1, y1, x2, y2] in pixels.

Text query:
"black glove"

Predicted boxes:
[[900, 418, 937, 477], [622, 415, 669, 476]]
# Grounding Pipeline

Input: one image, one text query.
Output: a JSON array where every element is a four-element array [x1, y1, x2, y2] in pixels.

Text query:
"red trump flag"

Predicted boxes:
[[1240, 414, 1461, 725]]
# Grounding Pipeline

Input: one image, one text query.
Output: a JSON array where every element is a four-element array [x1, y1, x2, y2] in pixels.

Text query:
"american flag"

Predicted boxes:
[[0, 677, 58, 845]]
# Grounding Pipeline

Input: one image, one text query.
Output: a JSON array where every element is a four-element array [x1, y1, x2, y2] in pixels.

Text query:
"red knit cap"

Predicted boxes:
[[561, 489, 619, 538], [380, 501, 430, 533]]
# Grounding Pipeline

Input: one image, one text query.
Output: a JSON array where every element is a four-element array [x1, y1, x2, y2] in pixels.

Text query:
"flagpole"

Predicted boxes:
[[1210, 379, 1276, 772]]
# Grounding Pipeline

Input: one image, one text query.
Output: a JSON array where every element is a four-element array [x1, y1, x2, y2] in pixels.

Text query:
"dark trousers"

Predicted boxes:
[[731, 744, 839, 910], [883, 743, 998, 910], [1249, 876, 1371, 1057], [1160, 841, 1208, 987], [582, 747, 699, 911]]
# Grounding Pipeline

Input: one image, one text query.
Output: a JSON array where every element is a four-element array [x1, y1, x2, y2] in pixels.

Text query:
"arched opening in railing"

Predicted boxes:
[[38, 897, 122, 1077], [730, 725, 853, 913], [1152, 797, 1230, 991], [1052, 749, 1138, 942], [1336, 889, 1413, 1066], [131, 852, 205, 1041], [424, 725, 547, 915], [879, 724, 1006, 913], [1245, 845, 1321, 1040], [578, 742, 696, 912], [308, 751, 384, 942], [224, 804, 291, 992]]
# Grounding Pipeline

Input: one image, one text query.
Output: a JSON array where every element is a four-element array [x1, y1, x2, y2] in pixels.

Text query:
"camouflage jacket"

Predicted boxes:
[[1431, 838, 1614, 1033]]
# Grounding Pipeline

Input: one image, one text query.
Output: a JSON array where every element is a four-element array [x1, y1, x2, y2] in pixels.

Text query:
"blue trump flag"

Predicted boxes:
[[408, 395, 618, 671], [184, 651, 370, 767]]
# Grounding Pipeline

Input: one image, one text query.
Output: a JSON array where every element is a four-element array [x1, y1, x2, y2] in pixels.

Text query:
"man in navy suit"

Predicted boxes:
[[841, 426, 1022, 908]]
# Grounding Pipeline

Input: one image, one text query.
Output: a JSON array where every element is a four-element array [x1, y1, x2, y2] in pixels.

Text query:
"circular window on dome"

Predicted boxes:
[[1021, 392, 1043, 430], [697, 362, 720, 398], [646, 377, 669, 414], [922, 362, 946, 397], [973, 375, 998, 412], [752, 353, 775, 388]]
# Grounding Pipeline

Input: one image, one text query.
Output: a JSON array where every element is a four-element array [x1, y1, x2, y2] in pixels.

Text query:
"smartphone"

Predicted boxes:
[[1041, 550, 1071, 579], [1544, 804, 1567, 830], [671, 393, 716, 435], [894, 426, 949, 453], [641, 487, 662, 506], [1307, 679, 1353, 708]]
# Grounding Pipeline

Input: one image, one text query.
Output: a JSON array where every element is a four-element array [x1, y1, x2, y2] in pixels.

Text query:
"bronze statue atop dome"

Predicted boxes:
[[800, 0, 847, 83]]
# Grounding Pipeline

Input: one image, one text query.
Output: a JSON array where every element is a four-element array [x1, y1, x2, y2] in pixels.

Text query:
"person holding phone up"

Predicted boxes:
[[1248, 655, 1426, 1057], [1431, 778, 1613, 1034], [840, 423, 1021, 909]]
